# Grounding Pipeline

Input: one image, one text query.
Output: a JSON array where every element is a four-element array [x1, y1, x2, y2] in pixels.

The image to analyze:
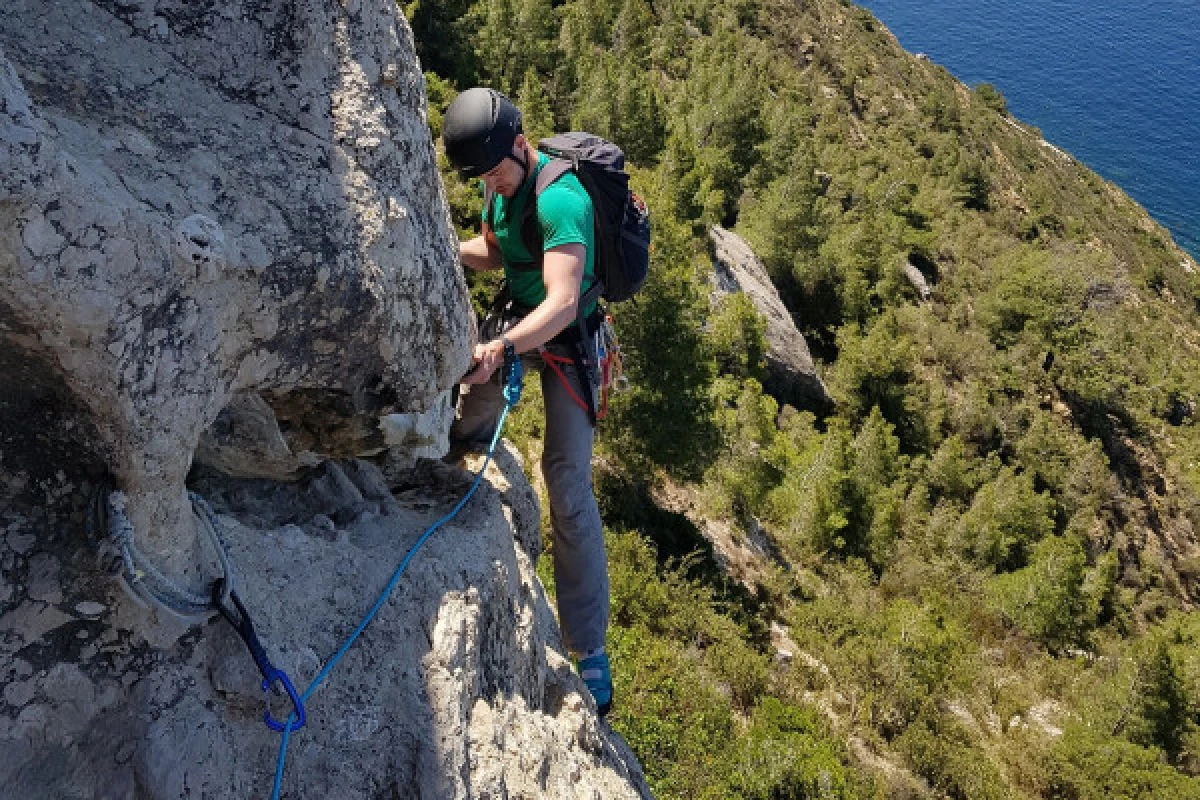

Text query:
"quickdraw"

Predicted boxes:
[[212, 578, 307, 733]]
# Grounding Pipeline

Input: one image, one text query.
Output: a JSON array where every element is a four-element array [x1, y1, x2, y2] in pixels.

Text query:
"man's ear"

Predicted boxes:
[[513, 134, 527, 152]]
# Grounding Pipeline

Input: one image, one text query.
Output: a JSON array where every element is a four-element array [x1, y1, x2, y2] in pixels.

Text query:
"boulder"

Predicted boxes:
[[901, 257, 933, 302], [709, 226, 832, 412], [0, 0, 473, 590]]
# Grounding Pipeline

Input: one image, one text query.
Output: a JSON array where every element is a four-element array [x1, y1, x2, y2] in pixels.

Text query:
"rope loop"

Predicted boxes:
[[88, 487, 235, 619]]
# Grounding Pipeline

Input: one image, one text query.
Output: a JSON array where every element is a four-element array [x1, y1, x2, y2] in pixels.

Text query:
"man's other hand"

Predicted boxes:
[[462, 340, 505, 385]]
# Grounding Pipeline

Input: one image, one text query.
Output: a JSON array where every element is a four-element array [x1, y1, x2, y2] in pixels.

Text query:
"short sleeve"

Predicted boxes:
[[537, 182, 592, 252]]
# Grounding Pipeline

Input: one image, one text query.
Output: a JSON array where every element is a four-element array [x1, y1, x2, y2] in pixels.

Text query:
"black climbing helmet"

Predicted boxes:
[[442, 87, 524, 179]]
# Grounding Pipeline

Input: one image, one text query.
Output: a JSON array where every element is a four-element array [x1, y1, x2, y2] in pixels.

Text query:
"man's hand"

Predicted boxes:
[[462, 339, 506, 384]]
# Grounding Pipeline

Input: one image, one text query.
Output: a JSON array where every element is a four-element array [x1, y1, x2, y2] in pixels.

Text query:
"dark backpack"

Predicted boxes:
[[486, 133, 651, 305]]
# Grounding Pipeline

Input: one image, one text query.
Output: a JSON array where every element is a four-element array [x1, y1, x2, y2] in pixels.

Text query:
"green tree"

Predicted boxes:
[[615, 61, 666, 164], [957, 467, 1055, 571], [989, 534, 1097, 651], [404, 0, 477, 86], [738, 136, 824, 283], [612, 0, 654, 60], [707, 292, 767, 382], [469, 0, 557, 94], [600, 180, 718, 479], [516, 67, 555, 142], [849, 407, 906, 567], [1132, 637, 1195, 763], [956, 156, 992, 211], [571, 52, 619, 141], [973, 82, 1008, 115], [830, 313, 922, 445]]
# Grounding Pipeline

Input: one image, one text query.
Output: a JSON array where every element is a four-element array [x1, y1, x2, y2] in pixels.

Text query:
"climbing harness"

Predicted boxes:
[[267, 350, 525, 800], [540, 313, 627, 422], [89, 488, 236, 619]]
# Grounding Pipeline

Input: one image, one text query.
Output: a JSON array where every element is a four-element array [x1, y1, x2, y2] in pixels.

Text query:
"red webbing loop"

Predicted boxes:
[[541, 350, 612, 421]]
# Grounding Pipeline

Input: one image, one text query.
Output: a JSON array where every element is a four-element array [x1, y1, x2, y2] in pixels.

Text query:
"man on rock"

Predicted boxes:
[[441, 87, 613, 717]]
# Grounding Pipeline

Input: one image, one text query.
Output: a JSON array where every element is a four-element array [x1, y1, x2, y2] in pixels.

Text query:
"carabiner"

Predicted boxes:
[[212, 580, 306, 733], [261, 668, 306, 733], [502, 347, 524, 406]]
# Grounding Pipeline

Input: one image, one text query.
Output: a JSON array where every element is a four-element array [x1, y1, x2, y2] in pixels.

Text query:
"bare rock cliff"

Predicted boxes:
[[709, 226, 832, 412], [0, 2, 649, 797]]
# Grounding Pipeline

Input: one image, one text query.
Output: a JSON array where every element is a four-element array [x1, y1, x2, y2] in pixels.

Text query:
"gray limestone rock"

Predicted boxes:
[[709, 226, 833, 412], [0, 2, 650, 797], [0, 0, 473, 590], [0, 450, 650, 799], [902, 256, 933, 302]]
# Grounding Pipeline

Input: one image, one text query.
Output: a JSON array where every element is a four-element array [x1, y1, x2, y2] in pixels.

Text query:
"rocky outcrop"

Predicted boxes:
[[0, 0, 473, 592], [709, 226, 832, 412], [901, 256, 933, 302], [0, 448, 651, 798], [1, 2, 649, 797]]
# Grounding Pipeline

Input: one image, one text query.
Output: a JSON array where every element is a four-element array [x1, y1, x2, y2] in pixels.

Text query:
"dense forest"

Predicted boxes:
[[404, 0, 1200, 796]]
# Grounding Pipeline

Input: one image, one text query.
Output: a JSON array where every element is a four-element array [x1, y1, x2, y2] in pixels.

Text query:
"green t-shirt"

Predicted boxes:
[[483, 152, 596, 315]]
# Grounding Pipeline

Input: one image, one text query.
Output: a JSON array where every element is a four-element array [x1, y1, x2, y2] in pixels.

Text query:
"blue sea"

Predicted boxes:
[[857, 0, 1200, 259]]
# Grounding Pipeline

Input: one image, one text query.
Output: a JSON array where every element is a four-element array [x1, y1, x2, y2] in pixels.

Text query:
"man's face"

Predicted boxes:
[[479, 136, 528, 198]]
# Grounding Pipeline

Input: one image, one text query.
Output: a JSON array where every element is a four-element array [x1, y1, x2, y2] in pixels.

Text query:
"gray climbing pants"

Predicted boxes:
[[449, 346, 609, 655]]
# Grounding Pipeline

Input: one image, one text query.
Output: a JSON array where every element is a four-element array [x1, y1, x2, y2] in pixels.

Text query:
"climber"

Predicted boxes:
[[442, 87, 613, 718]]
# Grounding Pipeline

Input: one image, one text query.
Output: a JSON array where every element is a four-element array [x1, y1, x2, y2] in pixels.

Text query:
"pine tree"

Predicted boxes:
[[516, 68, 555, 143], [613, 0, 654, 61], [615, 61, 665, 165], [404, 0, 477, 86], [513, 0, 557, 80], [570, 52, 619, 141], [471, 0, 519, 93], [1135, 638, 1193, 763]]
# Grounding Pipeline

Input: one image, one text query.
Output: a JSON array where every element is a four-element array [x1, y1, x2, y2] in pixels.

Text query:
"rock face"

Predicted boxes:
[[709, 226, 832, 412], [0, 448, 651, 798], [1, 3, 650, 798], [0, 0, 474, 588]]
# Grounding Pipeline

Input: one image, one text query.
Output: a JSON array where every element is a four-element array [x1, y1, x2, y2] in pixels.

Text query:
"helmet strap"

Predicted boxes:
[[504, 150, 529, 185]]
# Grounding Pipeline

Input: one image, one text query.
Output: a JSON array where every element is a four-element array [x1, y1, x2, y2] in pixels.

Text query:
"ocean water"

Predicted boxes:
[[857, 0, 1200, 259]]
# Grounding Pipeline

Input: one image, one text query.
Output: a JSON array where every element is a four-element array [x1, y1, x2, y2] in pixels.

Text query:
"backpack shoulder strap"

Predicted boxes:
[[483, 186, 497, 229], [516, 158, 573, 257], [534, 158, 573, 198]]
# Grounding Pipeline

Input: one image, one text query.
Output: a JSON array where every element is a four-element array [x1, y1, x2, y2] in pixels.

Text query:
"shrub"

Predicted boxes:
[[973, 83, 1008, 115], [977, 249, 1084, 349], [708, 292, 769, 382], [895, 710, 1010, 800], [988, 534, 1099, 652], [1043, 725, 1200, 799], [956, 467, 1055, 571], [830, 314, 924, 447], [722, 698, 869, 799]]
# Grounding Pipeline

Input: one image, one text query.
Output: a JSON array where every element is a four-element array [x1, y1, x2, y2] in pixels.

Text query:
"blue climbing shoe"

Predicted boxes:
[[577, 652, 613, 718]]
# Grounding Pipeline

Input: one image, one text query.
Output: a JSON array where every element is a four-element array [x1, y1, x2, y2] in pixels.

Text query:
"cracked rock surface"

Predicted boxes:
[[0, 0, 472, 586], [1, 2, 650, 797]]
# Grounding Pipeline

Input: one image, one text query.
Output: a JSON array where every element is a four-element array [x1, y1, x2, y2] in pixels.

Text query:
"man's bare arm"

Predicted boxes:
[[460, 234, 504, 271], [502, 243, 585, 352], [461, 243, 586, 383]]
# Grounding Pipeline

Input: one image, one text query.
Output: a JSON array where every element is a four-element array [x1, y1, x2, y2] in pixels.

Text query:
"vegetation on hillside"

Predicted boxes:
[[406, 0, 1200, 796]]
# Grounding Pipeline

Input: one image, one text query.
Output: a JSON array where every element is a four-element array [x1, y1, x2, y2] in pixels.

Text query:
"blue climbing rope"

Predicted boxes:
[[268, 356, 524, 799]]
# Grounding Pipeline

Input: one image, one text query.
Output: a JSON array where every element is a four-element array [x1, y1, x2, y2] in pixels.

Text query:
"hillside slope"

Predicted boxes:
[[414, 0, 1200, 796]]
